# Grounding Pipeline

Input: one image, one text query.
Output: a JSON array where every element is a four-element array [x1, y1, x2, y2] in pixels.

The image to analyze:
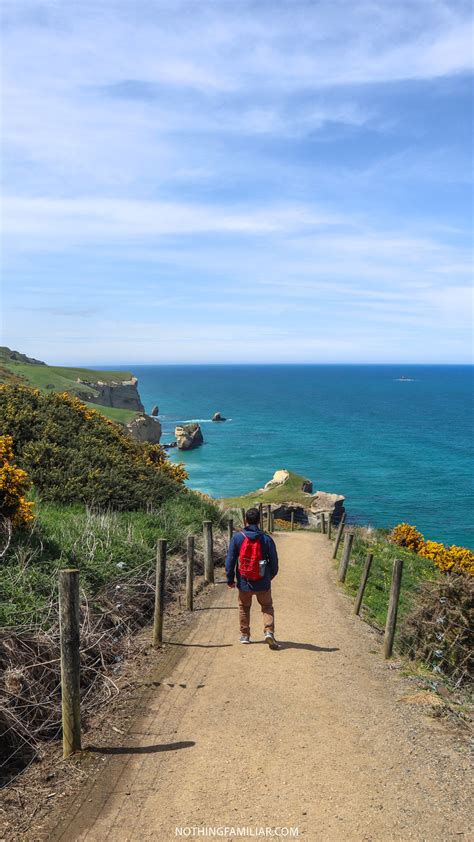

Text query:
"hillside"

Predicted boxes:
[[0, 347, 139, 423]]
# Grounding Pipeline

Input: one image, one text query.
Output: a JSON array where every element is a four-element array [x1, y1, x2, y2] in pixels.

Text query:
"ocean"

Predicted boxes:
[[129, 364, 473, 548]]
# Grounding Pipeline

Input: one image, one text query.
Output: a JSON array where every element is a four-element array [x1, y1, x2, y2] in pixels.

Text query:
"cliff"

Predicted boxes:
[[76, 376, 144, 412]]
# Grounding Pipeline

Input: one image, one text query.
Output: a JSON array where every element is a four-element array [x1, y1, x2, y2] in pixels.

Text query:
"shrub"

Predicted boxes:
[[390, 522, 474, 577], [0, 386, 183, 510], [390, 522, 424, 553], [399, 574, 473, 686], [0, 435, 34, 528]]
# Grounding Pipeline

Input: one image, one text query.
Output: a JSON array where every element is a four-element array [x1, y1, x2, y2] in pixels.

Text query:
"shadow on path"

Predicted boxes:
[[164, 641, 232, 648], [254, 641, 339, 652], [87, 741, 195, 756], [195, 606, 238, 611]]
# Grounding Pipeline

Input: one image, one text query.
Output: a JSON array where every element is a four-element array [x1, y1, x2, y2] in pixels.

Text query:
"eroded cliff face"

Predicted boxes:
[[126, 414, 162, 443], [76, 376, 144, 412]]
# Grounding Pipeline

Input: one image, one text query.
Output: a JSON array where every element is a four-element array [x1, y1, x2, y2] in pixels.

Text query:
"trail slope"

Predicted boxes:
[[53, 532, 471, 841]]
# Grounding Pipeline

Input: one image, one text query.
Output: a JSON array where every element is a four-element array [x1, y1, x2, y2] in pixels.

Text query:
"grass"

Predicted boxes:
[[1, 492, 226, 628], [334, 527, 440, 630], [0, 360, 133, 395], [222, 470, 314, 507], [85, 402, 138, 424]]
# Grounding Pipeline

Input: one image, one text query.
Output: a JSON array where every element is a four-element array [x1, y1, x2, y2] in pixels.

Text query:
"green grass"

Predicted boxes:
[[0, 360, 133, 395], [85, 403, 138, 424], [335, 528, 440, 630], [222, 470, 313, 507], [1, 493, 226, 628]]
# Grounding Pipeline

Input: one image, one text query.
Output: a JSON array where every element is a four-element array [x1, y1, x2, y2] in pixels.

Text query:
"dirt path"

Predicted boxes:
[[50, 532, 471, 841]]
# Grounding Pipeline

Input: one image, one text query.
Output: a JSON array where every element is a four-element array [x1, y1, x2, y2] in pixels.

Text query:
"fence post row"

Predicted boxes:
[[203, 520, 214, 584], [332, 513, 346, 559], [338, 528, 354, 582], [353, 552, 373, 615], [186, 535, 194, 612], [152, 539, 167, 647], [384, 557, 404, 659], [59, 568, 82, 758]]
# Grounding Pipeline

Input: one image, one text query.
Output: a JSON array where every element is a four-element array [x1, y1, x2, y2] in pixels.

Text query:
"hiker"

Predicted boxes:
[[225, 506, 279, 648]]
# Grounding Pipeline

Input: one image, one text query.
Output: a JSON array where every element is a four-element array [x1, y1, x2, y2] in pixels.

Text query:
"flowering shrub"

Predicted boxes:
[[0, 385, 186, 510], [0, 435, 35, 528], [391, 522, 474, 577], [390, 522, 424, 553]]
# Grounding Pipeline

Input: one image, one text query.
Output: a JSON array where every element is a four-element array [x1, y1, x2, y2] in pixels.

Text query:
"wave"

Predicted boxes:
[[394, 378, 416, 382], [184, 418, 232, 423]]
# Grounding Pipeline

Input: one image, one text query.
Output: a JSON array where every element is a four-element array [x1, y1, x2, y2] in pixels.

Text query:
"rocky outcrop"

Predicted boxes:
[[310, 492, 345, 523], [126, 414, 162, 444], [175, 423, 204, 450], [264, 469, 313, 495], [77, 376, 144, 412], [212, 412, 226, 422], [151, 405, 159, 417], [271, 504, 309, 525]]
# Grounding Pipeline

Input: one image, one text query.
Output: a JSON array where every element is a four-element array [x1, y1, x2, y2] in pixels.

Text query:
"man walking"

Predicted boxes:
[[225, 507, 279, 648]]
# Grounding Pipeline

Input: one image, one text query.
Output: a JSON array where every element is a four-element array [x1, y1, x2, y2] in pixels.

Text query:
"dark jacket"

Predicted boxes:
[[225, 525, 279, 592]]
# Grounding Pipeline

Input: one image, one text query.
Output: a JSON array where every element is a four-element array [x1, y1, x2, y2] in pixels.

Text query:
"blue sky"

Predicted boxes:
[[1, 0, 473, 364]]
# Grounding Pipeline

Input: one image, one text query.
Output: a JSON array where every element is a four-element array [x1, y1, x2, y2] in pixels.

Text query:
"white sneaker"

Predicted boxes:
[[265, 632, 280, 650], [240, 634, 251, 644]]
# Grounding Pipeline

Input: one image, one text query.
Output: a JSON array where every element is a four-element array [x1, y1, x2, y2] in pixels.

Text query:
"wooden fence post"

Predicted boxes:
[[267, 504, 272, 533], [186, 536, 194, 612], [203, 520, 214, 583], [59, 568, 82, 758], [258, 503, 263, 527], [227, 518, 233, 545], [241, 507, 246, 527], [327, 514, 332, 540], [384, 558, 404, 659], [353, 552, 373, 615], [332, 514, 346, 559], [152, 539, 167, 647], [291, 512, 295, 531], [321, 513, 326, 534], [338, 529, 354, 582]]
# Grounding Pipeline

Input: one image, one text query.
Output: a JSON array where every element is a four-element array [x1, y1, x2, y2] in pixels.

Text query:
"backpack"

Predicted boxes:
[[238, 532, 267, 581]]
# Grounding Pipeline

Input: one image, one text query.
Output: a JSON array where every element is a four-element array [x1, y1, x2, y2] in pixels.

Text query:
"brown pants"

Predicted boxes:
[[238, 588, 274, 636]]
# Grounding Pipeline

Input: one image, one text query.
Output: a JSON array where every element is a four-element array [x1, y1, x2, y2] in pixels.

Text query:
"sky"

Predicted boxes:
[[0, 0, 473, 365]]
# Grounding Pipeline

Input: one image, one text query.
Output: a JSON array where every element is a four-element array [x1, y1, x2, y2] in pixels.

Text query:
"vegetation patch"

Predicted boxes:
[[0, 386, 184, 509], [222, 471, 314, 507]]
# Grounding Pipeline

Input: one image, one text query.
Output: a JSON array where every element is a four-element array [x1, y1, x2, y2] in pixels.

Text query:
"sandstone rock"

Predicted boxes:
[[212, 412, 226, 422], [310, 491, 345, 523], [77, 376, 144, 412], [126, 414, 162, 444], [175, 423, 204, 450], [151, 405, 159, 417], [272, 504, 309, 525]]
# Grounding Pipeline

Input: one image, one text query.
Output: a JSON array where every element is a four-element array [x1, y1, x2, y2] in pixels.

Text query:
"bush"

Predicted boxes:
[[0, 386, 183, 510], [399, 574, 473, 686], [390, 522, 474, 577], [0, 435, 34, 528]]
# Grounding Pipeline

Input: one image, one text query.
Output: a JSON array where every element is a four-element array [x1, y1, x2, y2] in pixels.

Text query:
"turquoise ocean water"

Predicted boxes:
[[128, 365, 473, 548]]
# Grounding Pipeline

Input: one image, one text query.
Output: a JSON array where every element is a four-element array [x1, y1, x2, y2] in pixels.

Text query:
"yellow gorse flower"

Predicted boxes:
[[0, 435, 35, 528], [391, 522, 473, 577]]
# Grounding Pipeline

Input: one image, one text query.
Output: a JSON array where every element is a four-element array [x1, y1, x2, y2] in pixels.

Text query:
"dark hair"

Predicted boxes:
[[245, 507, 260, 525]]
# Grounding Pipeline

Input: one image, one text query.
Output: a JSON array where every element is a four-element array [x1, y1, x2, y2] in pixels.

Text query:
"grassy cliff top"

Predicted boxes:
[[222, 470, 314, 507], [0, 347, 138, 423]]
